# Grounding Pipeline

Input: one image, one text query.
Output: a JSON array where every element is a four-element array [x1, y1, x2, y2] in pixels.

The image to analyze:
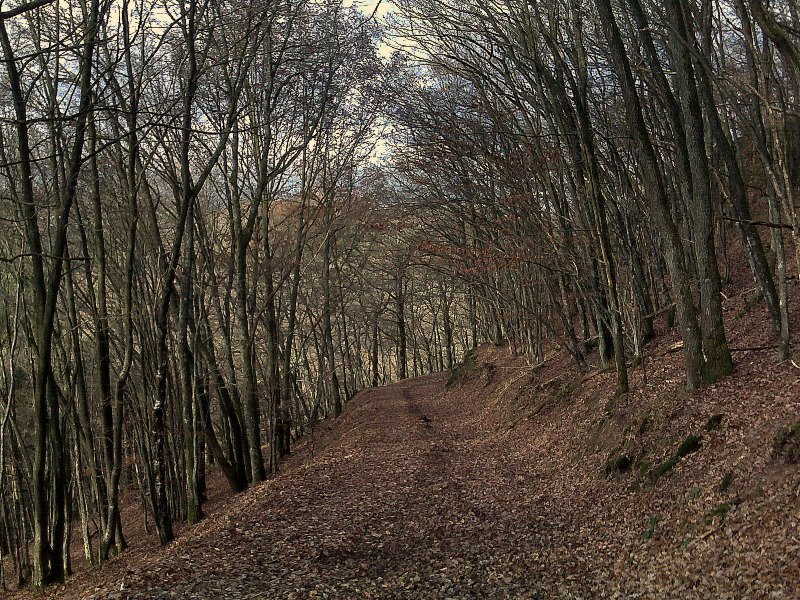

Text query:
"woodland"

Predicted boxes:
[[0, 0, 798, 594]]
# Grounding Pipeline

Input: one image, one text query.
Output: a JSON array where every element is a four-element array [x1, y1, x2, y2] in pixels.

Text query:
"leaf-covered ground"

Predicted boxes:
[[13, 290, 800, 599]]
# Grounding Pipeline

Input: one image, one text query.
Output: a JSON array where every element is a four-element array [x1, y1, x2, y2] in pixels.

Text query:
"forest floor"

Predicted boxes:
[[10, 291, 800, 599]]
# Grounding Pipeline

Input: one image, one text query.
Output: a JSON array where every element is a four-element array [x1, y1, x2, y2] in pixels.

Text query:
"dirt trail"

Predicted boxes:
[[38, 373, 561, 599], [17, 349, 799, 599]]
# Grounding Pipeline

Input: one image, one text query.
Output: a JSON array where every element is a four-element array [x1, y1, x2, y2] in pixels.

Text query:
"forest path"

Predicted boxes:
[[53, 372, 562, 599]]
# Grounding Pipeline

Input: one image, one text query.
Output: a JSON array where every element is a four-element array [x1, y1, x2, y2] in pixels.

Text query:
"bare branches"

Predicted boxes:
[[0, 0, 54, 19]]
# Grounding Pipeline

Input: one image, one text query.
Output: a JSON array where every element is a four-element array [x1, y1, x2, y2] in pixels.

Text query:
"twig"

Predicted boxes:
[[719, 216, 794, 230], [730, 345, 780, 352]]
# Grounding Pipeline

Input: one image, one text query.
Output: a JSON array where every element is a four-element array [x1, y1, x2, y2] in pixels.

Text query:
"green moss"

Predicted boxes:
[[717, 471, 734, 494], [649, 434, 702, 481], [676, 434, 702, 458], [651, 455, 679, 479]]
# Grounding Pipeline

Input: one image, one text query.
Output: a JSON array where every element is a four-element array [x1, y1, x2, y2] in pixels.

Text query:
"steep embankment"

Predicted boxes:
[[13, 294, 800, 599]]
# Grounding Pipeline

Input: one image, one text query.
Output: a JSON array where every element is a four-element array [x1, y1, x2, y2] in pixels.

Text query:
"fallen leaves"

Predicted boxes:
[[11, 286, 800, 599]]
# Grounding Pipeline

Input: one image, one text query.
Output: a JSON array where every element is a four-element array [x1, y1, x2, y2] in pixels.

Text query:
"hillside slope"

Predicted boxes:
[[12, 300, 800, 599]]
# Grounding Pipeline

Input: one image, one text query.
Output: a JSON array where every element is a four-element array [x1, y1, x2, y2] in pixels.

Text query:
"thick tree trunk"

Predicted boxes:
[[665, 0, 733, 383], [235, 238, 265, 483], [595, 0, 704, 388]]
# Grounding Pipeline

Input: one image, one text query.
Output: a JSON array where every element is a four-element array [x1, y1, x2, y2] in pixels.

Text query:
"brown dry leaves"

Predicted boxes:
[[19, 285, 800, 599]]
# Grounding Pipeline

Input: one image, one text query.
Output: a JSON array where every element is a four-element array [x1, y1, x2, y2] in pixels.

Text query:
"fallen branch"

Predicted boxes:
[[719, 216, 794, 230], [730, 345, 780, 352], [662, 341, 684, 356]]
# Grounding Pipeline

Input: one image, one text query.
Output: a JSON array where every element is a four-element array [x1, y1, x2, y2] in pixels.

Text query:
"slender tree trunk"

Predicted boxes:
[[322, 233, 343, 416], [396, 270, 408, 380]]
